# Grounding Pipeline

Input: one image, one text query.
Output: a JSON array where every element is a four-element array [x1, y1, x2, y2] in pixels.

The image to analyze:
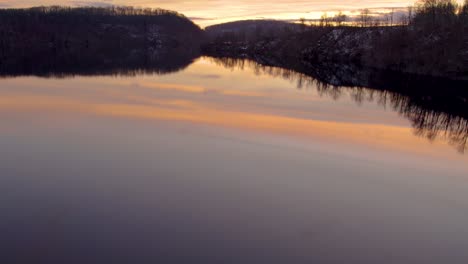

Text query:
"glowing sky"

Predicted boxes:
[[0, 0, 464, 26]]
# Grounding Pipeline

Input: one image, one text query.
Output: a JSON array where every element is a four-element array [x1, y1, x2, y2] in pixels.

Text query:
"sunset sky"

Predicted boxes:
[[0, 0, 464, 26]]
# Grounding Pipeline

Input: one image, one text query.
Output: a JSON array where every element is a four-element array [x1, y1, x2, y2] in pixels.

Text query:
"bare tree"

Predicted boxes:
[[390, 8, 395, 26], [461, 0, 468, 21], [407, 6, 414, 24], [333, 11, 347, 26], [299, 17, 307, 31], [414, 0, 458, 29], [319, 13, 328, 27], [360, 9, 371, 27]]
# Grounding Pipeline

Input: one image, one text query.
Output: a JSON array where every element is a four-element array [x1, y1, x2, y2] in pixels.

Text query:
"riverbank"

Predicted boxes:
[[202, 25, 468, 80]]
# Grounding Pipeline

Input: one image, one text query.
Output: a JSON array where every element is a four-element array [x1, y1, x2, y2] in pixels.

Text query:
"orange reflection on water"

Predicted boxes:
[[137, 82, 207, 93], [0, 92, 459, 159]]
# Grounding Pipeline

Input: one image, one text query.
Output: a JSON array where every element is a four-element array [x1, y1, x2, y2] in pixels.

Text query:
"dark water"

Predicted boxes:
[[1, 56, 468, 264]]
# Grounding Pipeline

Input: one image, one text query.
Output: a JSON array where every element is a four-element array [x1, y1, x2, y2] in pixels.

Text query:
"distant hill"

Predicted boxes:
[[205, 20, 303, 41]]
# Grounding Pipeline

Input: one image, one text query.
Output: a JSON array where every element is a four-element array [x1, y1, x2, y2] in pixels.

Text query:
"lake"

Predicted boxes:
[[1, 56, 468, 264]]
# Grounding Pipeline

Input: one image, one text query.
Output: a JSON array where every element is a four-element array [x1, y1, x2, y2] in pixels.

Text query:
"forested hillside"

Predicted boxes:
[[203, 0, 468, 79], [0, 6, 204, 72]]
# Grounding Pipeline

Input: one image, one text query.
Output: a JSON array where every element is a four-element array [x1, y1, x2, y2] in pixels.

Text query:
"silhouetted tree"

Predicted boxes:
[[319, 13, 328, 27], [389, 8, 395, 26], [359, 9, 371, 27], [299, 17, 307, 31], [407, 6, 414, 24], [333, 11, 347, 26], [413, 0, 458, 30], [461, 0, 468, 25]]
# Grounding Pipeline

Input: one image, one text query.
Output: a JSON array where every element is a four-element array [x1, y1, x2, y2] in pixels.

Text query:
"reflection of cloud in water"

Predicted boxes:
[[0, 91, 461, 158], [135, 82, 207, 93], [132, 80, 266, 97], [197, 74, 222, 79]]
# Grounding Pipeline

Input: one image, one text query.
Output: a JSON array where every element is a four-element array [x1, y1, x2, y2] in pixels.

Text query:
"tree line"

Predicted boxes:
[[0, 6, 204, 61], [204, 0, 467, 78], [302, 0, 468, 28]]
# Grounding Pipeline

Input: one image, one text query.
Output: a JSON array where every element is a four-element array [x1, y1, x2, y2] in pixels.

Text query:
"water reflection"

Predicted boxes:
[[1, 50, 467, 153], [209, 57, 468, 153], [1, 55, 468, 264], [0, 48, 197, 78]]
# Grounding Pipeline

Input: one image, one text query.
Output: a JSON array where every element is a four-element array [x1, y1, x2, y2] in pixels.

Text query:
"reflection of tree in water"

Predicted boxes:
[[209, 57, 468, 153], [0, 48, 198, 78]]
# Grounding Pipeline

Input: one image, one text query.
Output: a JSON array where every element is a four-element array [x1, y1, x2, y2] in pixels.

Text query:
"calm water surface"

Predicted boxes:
[[1, 57, 468, 263]]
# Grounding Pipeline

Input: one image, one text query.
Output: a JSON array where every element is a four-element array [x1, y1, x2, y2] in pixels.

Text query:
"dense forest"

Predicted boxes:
[[203, 0, 468, 79], [0, 6, 204, 72]]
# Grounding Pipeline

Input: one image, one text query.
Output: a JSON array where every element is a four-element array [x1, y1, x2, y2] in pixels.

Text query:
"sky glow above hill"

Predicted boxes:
[[0, 0, 464, 26]]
